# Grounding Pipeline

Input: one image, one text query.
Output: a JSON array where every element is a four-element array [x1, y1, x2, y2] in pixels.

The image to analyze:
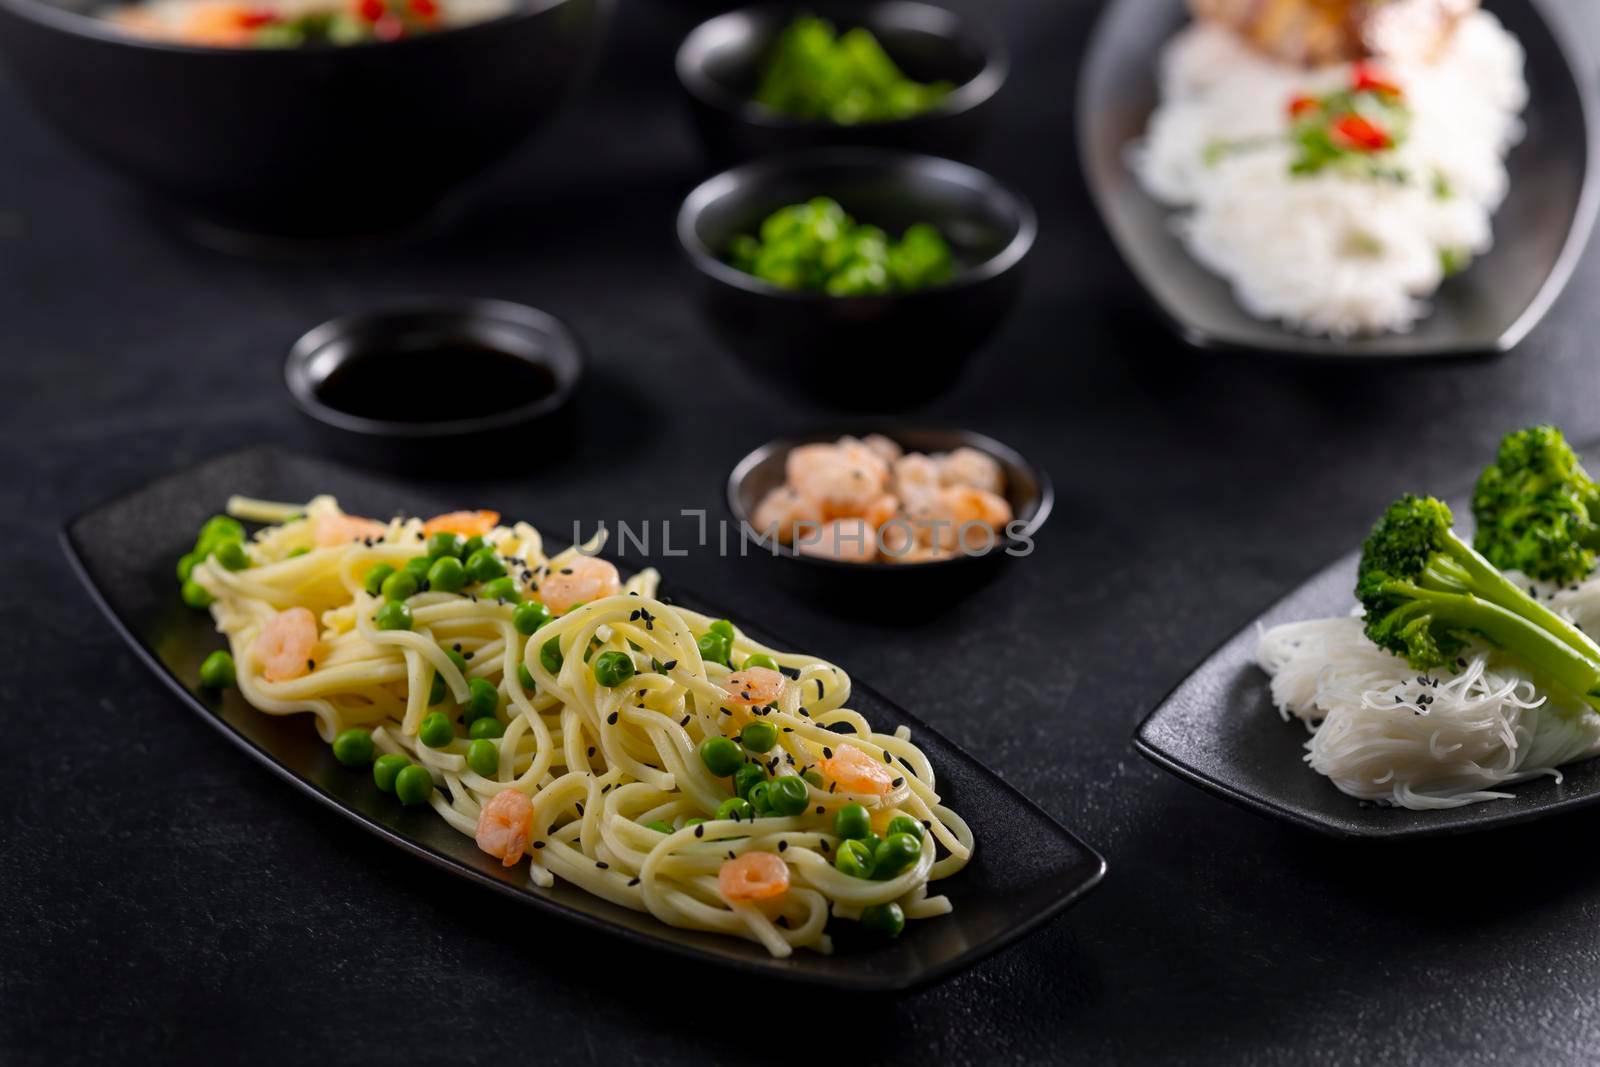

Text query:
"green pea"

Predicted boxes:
[[872, 832, 922, 878], [394, 764, 434, 806], [696, 632, 732, 667], [181, 579, 214, 610], [214, 540, 250, 571], [644, 820, 673, 834], [833, 803, 871, 841], [747, 781, 773, 815], [198, 650, 235, 689], [733, 762, 766, 798], [418, 711, 454, 748], [740, 721, 778, 753], [593, 650, 635, 688], [834, 837, 875, 879], [860, 901, 905, 938], [465, 548, 505, 582], [715, 796, 755, 822], [802, 768, 825, 788], [886, 815, 924, 841], [683, 817, 707, 828], [469, 716, 505, 740], [766, 774, 809, 816], [429, 670, 447, 706], [467, 738, 499, 777], [447, 648, 469, 675], [287, 547, 309, 558], [742, 653, 780, 671], [699, 736, 743, 777], [380, 570, 418, 601], [374, 601, 412, 631], [426, 532, 462, 560], [363, 563, 396, 597], [513, 601, 552, 636], [539, 636, 564, 674], [194, 515, 244, 556], [517, 663, 536, 691], [332, 728, 374, 767], [460, 535, 485, 558], [427, 556, 467, 594], [480, 577, 521, 603], [402, 556, 433, 581], [464, 678, 499, 723], [709, 619, 735, 639], [177, 551, 200, 582], [373, 753, 409, 792]]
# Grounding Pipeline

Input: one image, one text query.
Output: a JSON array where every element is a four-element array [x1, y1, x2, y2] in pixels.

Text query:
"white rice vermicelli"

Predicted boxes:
[[1133, 11, 1527, 338]]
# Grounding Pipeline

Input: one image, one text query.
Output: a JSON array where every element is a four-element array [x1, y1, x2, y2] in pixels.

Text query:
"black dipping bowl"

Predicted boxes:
[[726, 426, 1052, 609], [0, 0, 611, 239], [676, 0, 1005, 164], [678, 149, 1035, 409], [285, 298, 583, 472]]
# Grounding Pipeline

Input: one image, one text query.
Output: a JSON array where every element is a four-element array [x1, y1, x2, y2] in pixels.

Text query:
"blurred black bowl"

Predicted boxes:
[[725, 425, 1052, 608], [284, 297, 584, 473], [0, 0, 612, 240], [676, 0, 1005, 165], [677, 148, 1035, 409]]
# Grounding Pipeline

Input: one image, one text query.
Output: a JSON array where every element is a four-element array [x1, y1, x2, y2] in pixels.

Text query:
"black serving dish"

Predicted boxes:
[[284, 298, 583, 472], [62, 446, 1105, 991], [1077, 0, 1598, 359], [0, 0, 612, 240], [677, 149, 1035, 409], [676, 0, 1006, 165], [726, 426, 1051, 606], [1136, 442, 1600, 839]]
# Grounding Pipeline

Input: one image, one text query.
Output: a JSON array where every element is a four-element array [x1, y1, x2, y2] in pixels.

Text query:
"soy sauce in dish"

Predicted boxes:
[[315, 341, 557, 423]]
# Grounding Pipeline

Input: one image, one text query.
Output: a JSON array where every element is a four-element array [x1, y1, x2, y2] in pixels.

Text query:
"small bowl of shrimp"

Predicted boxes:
[[726, 427, 1052, 601], [677, 148, 1036, 410]]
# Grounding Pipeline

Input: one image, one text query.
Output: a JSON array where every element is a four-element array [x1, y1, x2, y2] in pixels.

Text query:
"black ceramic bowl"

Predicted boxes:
[[0, 0, 611, 239], [676, 0, 1006, 164], [677, 149, 1035, 409], [284, 298, 583, 471], [726, 425, 1052, 607]]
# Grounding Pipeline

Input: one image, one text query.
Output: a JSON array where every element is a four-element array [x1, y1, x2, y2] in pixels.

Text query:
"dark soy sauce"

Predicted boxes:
[[315, 340, 558, 423]]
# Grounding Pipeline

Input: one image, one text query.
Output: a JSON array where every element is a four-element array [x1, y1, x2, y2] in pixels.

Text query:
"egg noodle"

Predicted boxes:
[[187, 494, 973, 957]]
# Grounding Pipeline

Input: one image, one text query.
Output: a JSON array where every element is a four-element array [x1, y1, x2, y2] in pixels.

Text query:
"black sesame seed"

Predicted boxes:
[[778, 841, 788, 852], [694, 825, 705, 838], [607, 712, 618, 725], [596, 861, 608, 869], [627, 877, 640, 887], [533, 841, 545, 849], [891, 778, 904, 788]]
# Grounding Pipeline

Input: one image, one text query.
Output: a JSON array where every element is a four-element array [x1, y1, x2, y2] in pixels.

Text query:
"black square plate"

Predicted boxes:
[[1077, 0, 1598, 360], [62, 446, 1104, 991], [1136, 477, 1600, 839]]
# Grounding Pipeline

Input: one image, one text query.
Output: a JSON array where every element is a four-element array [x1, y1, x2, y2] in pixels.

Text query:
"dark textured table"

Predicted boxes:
[[7, 1, 1600, 1063]]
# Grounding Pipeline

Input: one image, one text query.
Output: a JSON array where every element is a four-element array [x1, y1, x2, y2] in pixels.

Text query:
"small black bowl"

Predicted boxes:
[[725, 425, 1052, 609], [676, 0, 1006, 164], [0, 0, 611, 240], [678, 148, 1035, 409], [285, 298, 583, 472]]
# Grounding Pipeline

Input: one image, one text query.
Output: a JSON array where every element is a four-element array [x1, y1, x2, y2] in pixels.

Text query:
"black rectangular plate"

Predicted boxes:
[[62, 446, 1104, 991], [1077, 0, 1598, 360], [1136, 469, 1600, 839]]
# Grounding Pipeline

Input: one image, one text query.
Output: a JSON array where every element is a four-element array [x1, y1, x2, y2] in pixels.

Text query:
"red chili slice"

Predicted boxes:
[[357, 0, 385, 21], [1287, 94, 1320, 119], [1331, 113, 1391, 152], [409, 0, 438, 18], [236, 8, 276, 27], [1352, 64, 1403, 98]]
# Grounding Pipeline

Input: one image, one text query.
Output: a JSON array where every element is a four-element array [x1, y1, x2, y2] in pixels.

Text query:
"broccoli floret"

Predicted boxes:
[[1358, 495, 1600, 708], [1472, 425, 1600, 584]]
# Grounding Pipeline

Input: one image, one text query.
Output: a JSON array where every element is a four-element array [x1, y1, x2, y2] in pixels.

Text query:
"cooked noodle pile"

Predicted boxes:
[[186, 495, 972, 956]]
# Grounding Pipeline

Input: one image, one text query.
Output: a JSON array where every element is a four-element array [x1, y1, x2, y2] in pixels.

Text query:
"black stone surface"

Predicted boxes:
[[6, 0, 1600, 1063]]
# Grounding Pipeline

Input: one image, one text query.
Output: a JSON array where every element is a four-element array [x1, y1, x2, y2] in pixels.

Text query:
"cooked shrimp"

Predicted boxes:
[[819, 744, 895, 796], [423, 510, 499, 538], [791, 454, 887, 520], [921, 486, 1012, 551], [538, 555, 621, 615], [892, 452, 943, 513], [475, 789, 534, 867], [718, 852, 791, 903], [751, 487, 822, 544], [936, 447, 1004, 495], [795, 518, 878, 564], [861, 434, 902, 464], [253, 607, 321, 682], [313, 512, 387, 547], [1187, 0, 1473, 65], [720, 666, 786, 706], [863, 494, 899, 530]]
